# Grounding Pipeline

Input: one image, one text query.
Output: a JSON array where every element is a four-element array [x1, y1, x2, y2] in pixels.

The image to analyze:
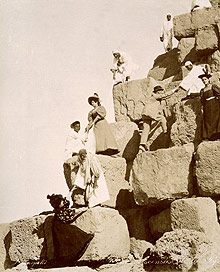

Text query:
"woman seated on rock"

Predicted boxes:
[[85, 93, 119, 155], [198, 73, 220, 141], [139, 85, 175, 152], [47, 194, 94, 266]]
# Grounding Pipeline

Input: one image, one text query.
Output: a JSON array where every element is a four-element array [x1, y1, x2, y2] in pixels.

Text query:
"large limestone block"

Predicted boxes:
[[147, 49, 180, 81], [149, 208, 171, 239], [195, 141, 220, 196], [195, 25, 219, 53], [170, 97, 203, 146], [110, 121, 140, 161], [173, 13, 194, 41], [113, 78, 155, 122], [177, 37, 197, 64], [8, 215, 47, 263], [170, 198, 220, 237], [144, 229, 220, 272], [73, 207, 130, 261], [29, 267, 95, 272], [208, 50, 220, 72], [131, 144, 194, 206], [0, 223, 10, 271], [210, 0, 220, 7], [191, 8, 220, 30], [64, 155, 130, 208], [130, 238, 153, 259]]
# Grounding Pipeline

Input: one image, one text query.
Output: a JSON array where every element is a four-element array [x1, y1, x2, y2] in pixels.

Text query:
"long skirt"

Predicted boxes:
[[202, 98, 220, 140], [93, 119, 118, 155], [52, 220, 93, 263]]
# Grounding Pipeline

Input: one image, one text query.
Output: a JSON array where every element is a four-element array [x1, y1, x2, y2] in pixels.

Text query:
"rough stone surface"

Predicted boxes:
[[110, 121, 140, 161], [131, 144, 194, 206], [177, 37, 197, 64], [147, 49, 180, 81], [170, 97, 203, 147], [73, 207, 130, 261], [8, 215, 47, 263], [64, 155, 130, 208], [195, 141, 220, 196], [208, 50, 220, 72], [144, 229, 220, 272], [0, 223, 11, 271], [28, 267, 95, 272], [130, 238, 153, 259], [174, 8, 220, 40], [113, 78, 156, 122], [170, 198, 220, 239], [195, 25, 219, 54], [149, 209, 171, 239]]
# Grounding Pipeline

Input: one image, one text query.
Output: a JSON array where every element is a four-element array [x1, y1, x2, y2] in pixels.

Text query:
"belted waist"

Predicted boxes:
[[206, 96, 216, 101]]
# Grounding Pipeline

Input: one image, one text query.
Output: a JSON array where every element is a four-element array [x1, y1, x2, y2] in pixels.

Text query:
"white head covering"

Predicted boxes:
[[185, 61, 193, 67]]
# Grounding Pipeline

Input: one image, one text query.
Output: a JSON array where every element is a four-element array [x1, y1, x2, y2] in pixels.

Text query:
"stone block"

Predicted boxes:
[[195, 25, 219, 53], [110, 121, 140, 161], [173, 13, 194, 40], [130, 238, 153, 259], [131, 144, 194, 206], [144, 229, 220, 272], [149, 208, 171, 239], [8, 215, 47, 263], [170, 97, 203, 147], [195, 141, 220, 196], [177, 37, 197, 64], [170, 197, 220, 237], [113, 78, 155, 122], [73, 207, 130, 261], [208, 50, 220, 73], [0, 223, 11, 270], [191, 8, 220, 30]]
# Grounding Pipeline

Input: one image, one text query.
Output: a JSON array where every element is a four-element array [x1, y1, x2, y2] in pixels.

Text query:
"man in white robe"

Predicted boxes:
[[64, 121, 87, 161], [110, 50, 139, 84], [179, 61, 206, 95], [160, 14, 173, 53], [191, 0, 212, 11]]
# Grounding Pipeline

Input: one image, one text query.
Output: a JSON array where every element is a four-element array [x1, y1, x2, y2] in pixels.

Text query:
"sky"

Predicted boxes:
[[0, 0, 192, 223]]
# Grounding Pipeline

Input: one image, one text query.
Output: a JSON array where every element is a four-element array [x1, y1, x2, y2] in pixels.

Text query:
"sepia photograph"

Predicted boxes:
[[1, 0, 220, 271]]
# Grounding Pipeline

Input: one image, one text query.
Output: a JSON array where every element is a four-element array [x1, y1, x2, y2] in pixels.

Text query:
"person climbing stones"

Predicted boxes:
[[160, 14, 173, 52], [177, 61, 208, 96], [69, 149, 110, 208], [139, 85, 176, 153], [47, 194, 94, 266], [85, 93, 119, 155], [110, 50, 139, 85]]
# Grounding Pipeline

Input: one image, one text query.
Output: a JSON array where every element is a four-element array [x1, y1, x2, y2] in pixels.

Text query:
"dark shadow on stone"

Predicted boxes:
[[4, 230, 14, 270], [122, 130, 140, 161], [125, 160, 133, 182], [115, 189, 137, 209]]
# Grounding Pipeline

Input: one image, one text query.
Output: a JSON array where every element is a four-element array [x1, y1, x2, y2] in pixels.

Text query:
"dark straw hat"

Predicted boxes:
[[88, 93, 100, 105], [198, 73, 212, 79], [153, 85, 164, 93]]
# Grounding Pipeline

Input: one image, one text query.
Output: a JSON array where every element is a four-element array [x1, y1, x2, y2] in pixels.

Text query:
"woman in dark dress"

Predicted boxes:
[[47, 194, 94, 266], [198, 73, 220, 140]]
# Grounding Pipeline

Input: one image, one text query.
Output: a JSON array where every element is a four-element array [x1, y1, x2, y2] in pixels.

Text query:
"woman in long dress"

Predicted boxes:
[[85, 93, 119, 155], [198, 73, 220, 140]]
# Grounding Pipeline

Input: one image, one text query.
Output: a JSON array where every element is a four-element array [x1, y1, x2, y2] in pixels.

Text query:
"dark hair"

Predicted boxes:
[[70, 121, 80, 129], [47, 194, 70, 210]]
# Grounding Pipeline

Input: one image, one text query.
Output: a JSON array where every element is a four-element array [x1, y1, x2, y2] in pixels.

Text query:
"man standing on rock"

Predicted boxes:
[[160, 14, 173, 53]]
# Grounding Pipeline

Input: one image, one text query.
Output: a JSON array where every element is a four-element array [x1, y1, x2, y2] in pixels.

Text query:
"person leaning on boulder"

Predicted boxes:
[[139, 85, 176, 153]]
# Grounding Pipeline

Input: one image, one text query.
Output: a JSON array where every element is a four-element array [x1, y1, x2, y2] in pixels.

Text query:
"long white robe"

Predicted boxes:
[[179, 65, 205, 94], [74, 153, 110, 207], [160, 19, 173, 52], [191, 0, 212, 11]]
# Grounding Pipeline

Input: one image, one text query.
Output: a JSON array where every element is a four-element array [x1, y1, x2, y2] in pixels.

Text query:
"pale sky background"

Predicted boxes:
[[0, 0, 192, 223]]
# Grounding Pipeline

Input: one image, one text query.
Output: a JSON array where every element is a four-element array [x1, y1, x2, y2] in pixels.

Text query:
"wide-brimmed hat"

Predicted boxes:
[[88, 93, 100, 105], [153, 85, 164, 93], [198, 73, 212, 79]]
